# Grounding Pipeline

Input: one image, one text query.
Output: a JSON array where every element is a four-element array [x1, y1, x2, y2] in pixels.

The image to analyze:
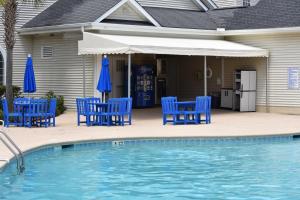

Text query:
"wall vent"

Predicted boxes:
[[41, 46, 53, 58]]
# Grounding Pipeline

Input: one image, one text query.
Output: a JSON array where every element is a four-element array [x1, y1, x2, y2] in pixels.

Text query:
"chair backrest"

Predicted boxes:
[[108, 98, 127, 114], [29, 99, 48, 114], [118, 98, 132, 114], [13, 98, 30, 114], [49, 98, 57, 115], [76, 98, 86, 115], [195, 96, 207, 113], [161, 97, 177, 114], [2, 99, 9, 117], [85, 97, 101, 113]]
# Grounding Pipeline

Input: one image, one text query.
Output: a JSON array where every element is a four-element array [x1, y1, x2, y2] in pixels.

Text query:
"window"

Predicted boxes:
[[41, 46, 53, 58], [243, 0, 251, 6]]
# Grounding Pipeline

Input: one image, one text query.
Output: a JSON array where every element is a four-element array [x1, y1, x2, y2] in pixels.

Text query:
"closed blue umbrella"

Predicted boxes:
[[23, 55, 36, 94], [97, 56, 112, 102]]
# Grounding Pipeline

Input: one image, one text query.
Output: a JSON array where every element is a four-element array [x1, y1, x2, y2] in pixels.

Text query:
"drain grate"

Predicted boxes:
[[112, 141, 125, 146]]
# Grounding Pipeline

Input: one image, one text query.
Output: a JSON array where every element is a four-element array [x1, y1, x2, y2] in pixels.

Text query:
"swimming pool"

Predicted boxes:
[[1, 136, 300, 200]]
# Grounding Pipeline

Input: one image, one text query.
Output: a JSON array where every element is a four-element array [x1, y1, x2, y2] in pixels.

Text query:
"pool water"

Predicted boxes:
[[1, 137, 300, 200]]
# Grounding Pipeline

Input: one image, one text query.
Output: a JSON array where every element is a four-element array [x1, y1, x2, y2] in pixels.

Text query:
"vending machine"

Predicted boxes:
[[132, 65, 155, 108]]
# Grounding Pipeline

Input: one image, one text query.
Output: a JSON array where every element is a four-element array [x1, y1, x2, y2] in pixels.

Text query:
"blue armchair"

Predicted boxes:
[[161, 97, 182, 125], [2, 99, 23, 127]]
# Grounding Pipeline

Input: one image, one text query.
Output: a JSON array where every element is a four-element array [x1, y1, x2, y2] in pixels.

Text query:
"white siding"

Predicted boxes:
[[214, 0, 260, 7], [136, 0, 200, 10], [32, 33, 94, 109], [0, 1, 57, 85], [227, 33, 300, 108], [213, 0, 238, 7], [107, 3, 147, 22]]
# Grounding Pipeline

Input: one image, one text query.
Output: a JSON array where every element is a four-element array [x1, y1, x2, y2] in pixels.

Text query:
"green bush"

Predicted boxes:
[[0, 85, 22, 98], [45, 91, 66, 116]]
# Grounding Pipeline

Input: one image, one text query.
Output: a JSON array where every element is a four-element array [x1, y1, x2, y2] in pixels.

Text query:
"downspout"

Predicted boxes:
[[266, 57, 270, 113], [81, 26, 86, 97]]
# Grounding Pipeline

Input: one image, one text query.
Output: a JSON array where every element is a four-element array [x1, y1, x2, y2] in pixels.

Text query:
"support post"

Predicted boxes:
[[128, 54, 131, 98], [82, 55, 86, 97], [204, 56, 207, 96], [221, 57, 225, 88]]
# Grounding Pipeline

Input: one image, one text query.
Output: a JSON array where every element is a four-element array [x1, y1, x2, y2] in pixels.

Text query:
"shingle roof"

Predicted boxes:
[[23, 0, 121, 28], [23, 0, 300, 31], [144, 7, 217, 30], [208, 0, 300, 30]]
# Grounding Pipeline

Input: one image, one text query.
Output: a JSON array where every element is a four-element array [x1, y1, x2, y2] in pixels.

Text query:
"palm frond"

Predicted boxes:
[[0, 0, 7, 7]]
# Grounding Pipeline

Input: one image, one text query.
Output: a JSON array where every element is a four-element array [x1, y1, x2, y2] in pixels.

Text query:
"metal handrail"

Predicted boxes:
[[0, 120, 25, 174]]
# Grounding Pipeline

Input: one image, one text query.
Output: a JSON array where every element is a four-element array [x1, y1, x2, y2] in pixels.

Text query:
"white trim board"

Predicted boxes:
[[95, 0, 161, 27], [192, 0, 208, 11]]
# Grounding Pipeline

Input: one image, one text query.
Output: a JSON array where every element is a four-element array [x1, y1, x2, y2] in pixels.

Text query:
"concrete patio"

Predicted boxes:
[[1, 108, 300, 169]]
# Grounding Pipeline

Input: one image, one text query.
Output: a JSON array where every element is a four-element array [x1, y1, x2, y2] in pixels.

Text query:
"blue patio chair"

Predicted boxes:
[[120, 98, 132, 125], [24, 99, 48, 128], [205, 96, 212, 124], [76, 98, 101, 126], [46, 98, 57, 127], [76, 98, 86, 126], [100, 98, 126, 126], [161, 97, 182, 125], [185, 96, 211, 124], [184, 97, 207, 124], [85, 97, 101, 126], [2, 99, 23, 127]]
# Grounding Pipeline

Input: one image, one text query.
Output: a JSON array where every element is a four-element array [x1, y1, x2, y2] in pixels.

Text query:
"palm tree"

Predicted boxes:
[[0, 0, 42, 110]]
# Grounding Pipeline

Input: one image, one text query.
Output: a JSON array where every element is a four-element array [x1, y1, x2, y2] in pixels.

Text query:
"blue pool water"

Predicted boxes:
[[1, 137, 300, 200]]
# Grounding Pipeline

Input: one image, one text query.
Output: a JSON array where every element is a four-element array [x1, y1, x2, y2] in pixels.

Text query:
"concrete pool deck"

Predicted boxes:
[[1, 108, 300, 169]]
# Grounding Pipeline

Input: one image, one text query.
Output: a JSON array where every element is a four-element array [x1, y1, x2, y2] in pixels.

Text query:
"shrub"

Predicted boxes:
[[0, 85, 22, 98], [45, 91, 66, 116]]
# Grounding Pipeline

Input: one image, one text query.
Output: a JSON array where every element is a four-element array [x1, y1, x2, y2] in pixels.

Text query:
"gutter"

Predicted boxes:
[[18, 22, 93, 35], [223, 26, 300, 36], [18, 22, 300, 37]]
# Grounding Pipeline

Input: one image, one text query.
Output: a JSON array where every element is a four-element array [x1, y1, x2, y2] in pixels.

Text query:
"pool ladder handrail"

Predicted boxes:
[[0, 120, 25, 174]]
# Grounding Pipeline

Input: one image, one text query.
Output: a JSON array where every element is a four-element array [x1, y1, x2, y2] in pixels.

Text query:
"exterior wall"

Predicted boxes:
[[227, 33, 300, 114], [213, 0, 239, 7], [31, 33, 94, 109], [222, 57, 267, 107], [0, 0, 57, 85], [213, 0, 259, 7], [164, 56, 223, 100], [136, 0, 200, 10]]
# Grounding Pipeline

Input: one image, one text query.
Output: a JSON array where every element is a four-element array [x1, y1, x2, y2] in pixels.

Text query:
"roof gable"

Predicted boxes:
[[106, 3, 148, 22], [96, 0, 160, 26]]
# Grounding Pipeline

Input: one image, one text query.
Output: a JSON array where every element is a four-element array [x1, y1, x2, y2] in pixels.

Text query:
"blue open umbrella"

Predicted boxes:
[[23, 55, 36, 94], [97, 56, 112, 102]]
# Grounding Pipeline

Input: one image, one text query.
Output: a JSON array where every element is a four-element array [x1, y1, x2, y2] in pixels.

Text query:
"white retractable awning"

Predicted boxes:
[[78, 32, 269, 57]]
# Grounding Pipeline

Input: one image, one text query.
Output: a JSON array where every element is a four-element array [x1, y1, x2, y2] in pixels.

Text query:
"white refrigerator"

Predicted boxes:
[[234, 71, 256, 112]]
